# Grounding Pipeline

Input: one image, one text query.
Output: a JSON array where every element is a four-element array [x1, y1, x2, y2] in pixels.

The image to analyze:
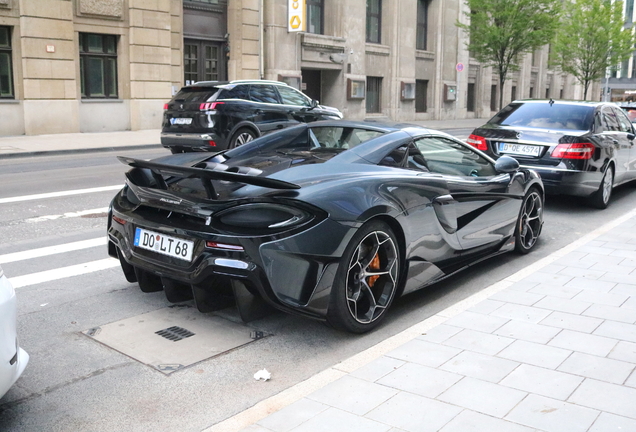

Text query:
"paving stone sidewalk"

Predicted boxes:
[[223, 212, 636, 432]]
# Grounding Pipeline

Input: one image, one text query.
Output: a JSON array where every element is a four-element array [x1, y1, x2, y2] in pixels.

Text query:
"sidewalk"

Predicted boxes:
[[0, 129, 162, 159], [0, 118, 488, 159], [210, 208, 636, 432]]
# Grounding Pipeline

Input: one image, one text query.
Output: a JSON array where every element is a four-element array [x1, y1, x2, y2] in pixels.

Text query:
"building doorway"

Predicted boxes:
[[302, 69, 321, 101], [184, 39, 225, 85]]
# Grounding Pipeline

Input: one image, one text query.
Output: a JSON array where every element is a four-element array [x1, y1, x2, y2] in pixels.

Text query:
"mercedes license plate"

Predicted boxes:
[[498, 142, 541, 157], [134, 227, 194, 262], [170, 118, 192, 125]]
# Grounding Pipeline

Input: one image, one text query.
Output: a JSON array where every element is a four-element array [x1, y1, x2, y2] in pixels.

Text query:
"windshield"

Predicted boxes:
[[489, 103, 594, 131]]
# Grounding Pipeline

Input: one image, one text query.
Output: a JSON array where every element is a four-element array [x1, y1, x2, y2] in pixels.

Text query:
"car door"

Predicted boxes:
[[611, 105, 636, 181], [378, 142, 462, 293], [600, 105, 631, 183], [275, 85, 318, 124], [247, 84, 294, 134], [413, 135, 520, 251]]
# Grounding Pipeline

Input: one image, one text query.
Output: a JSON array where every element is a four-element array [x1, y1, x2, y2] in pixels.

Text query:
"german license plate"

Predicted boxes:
[[499, 142, 541, 157], [170, 118, 192, 125], [134, 227, 194, 262]]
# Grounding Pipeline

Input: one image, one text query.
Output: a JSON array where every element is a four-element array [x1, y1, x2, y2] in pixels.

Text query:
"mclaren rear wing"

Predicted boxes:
[[118, 156, 300, 200]]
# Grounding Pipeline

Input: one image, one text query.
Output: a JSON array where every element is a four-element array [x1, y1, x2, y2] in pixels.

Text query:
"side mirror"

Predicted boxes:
[[494, 155, 520, 173], [310, 99, 319, 109]]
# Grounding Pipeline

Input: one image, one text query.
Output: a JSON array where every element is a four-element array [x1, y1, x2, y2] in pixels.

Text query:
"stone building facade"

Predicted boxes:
[[0, 0, 586, 136]]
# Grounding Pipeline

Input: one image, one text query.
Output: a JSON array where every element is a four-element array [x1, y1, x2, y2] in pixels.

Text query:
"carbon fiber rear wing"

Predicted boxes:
[[118, 156, 300, 200]]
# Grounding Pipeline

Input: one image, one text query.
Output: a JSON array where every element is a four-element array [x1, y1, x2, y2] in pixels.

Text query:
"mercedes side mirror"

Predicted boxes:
[[495, 155, 520, 173]]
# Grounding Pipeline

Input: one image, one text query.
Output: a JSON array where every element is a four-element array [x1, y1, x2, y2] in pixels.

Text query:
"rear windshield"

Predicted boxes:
[[172, 87, 221, 103], [489, 103, 594, 131]]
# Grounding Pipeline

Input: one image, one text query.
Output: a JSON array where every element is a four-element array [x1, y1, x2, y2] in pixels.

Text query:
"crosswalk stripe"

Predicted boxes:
[[0, 185, 123, 204], [10, 258, 120, 289], [0, 238, 106, 264]]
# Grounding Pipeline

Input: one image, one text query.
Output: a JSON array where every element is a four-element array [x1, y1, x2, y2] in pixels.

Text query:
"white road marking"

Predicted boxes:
[[0, 237, 106, 264], [26, 207, 109, 223], [0, 185, 123, 204], [10, 258, 120, 289]]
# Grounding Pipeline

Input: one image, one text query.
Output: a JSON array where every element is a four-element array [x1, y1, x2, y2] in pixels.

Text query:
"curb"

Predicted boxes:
[[0, 144, 163, 159], [205, 205, 636, 432]]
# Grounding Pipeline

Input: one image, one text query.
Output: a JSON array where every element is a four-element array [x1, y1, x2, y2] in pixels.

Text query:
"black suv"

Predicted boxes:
[[161, 80, 343, 152]]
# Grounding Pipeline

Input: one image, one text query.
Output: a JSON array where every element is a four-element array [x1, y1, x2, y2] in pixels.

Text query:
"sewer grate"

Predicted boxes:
[[155, 326, 195, 342]]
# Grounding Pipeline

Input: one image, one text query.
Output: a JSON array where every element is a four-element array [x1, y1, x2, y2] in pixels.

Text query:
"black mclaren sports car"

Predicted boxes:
[[108, 120, 544, 333]]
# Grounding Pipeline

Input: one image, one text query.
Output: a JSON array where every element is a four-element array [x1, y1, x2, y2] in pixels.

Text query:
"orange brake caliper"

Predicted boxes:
[[367, 253, 380, 287]]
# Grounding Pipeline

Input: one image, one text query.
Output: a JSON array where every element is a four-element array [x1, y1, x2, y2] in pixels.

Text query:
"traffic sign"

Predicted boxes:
[[456, 63, 464, 72]]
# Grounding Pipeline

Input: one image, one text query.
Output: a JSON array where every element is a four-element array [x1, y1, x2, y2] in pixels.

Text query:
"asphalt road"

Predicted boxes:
[[1, 137, 636, 432]]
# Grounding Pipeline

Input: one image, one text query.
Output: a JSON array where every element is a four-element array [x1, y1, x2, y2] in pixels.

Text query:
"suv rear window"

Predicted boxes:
[[173, 87, 221, 103], [489, 103, 594, 131]]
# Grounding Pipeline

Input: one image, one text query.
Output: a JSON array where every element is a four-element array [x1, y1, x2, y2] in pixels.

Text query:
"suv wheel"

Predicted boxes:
[[230, 128, 256, 148]]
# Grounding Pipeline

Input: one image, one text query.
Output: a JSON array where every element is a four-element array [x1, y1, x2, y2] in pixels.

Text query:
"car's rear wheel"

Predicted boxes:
[[515, 187, 543, 254], [588, 165, 614, 209], [327, 220, 400, 333], [229, 128, 256, 149]]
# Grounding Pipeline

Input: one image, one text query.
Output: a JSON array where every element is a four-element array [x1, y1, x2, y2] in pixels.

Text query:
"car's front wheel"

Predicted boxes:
[[588, 165, 614, 209], [229, 128, 256, 148], [515, 187, 543, 254], [327, 220, 401, 333]]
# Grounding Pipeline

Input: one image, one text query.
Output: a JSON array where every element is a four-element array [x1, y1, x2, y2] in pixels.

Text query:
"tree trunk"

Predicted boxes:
[[583, 80, 589, 101], [499, 73, 506, 111]]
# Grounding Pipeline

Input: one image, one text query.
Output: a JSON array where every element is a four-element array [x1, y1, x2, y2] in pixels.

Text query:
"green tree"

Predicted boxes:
[[552, 0, 635, 100], [457, 0, 561, 110]]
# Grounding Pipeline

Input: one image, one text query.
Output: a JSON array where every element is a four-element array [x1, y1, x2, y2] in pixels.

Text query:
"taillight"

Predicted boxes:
[[200, 102, 224, 110], [163, 103, 168, 110], [466, 134, 488, 151], [112, 215, 127, 225], [208, 141, 217, 147], [550, 143, 595, 160], [205, 241, 244, 251]]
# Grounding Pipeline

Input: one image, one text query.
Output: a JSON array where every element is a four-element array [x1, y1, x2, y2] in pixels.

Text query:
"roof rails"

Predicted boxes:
[[228, 79, 288, 85]]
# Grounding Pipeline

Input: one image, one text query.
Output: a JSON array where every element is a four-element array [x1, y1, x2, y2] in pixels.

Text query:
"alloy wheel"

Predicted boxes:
[[518, 191, 543, 250], [345, 230, 398, 324], [602, 168, 613, 205], [234, 132, 254, 147]]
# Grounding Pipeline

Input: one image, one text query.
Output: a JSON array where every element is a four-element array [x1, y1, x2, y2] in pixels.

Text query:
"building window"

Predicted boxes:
[[307, 0, 324, 34], [545, 87, 550, 99], [0, 26, 13, 98], [467, 83, 475, 112], [416, 0, 429, 50], [366, 0, 382, 43], [511, 86, 517, 101], [79, 33, 118, 98], [366, 76, 382, 113], [186, 0, 219, 3], [529, 87, 534, 98], [627, 0, 634, 24], [490, 84, 497, 111], [416, 80, 428, 112]]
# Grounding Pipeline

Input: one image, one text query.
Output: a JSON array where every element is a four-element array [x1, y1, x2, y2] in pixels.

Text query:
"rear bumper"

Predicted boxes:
[[160, 132, 227, 151], [108, 197, 356, 320], [521, 165, 602, 197]]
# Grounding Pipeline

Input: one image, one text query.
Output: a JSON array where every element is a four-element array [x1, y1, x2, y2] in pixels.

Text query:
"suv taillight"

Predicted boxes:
[[550, 143, 594, 160], [163, 103, 168, 110], [200, 102, 224, 110], [466, 134, 488, 151]]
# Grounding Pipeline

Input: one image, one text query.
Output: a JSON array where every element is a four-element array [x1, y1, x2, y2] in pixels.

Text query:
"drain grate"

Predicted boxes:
[[155, 326, 195, 342]]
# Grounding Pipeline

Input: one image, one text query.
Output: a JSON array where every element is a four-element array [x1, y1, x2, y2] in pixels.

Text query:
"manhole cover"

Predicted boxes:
[[83, 306, 265, 374]]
